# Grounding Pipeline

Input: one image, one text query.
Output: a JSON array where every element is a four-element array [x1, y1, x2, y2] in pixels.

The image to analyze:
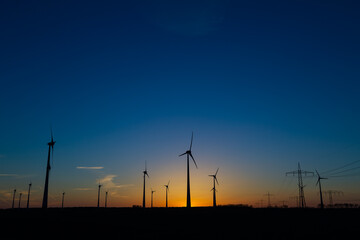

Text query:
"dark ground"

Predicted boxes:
[[0, 207, 358, 239]]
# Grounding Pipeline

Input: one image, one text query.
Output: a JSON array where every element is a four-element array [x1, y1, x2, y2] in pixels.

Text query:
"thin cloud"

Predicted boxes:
[[98, 175, 133, 190], [76, 166, 104, 170], [0, 174, 18, 177]]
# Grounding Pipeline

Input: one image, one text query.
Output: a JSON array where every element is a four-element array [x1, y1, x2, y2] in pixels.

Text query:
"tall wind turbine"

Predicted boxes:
[[12, 189, 16, 209], [142, 161, 149, 208], [97, 182, 102, 208], [179, 132, 198, 208], [42, 129, 55, 209], [62, 192, 65, 208], [26, 182, 32, 208], [315, 170, 327, 209], [164, 180, 170, 208], [151, 189, 155, 208], [209, 168, 219, 207]]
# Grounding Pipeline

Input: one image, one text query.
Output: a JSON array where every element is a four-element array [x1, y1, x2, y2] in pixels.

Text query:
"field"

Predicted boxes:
[[1, 207, 359, 239]]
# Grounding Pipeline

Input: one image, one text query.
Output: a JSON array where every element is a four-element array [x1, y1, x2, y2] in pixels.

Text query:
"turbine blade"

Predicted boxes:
[[168, 180, 170, 186], [189, 153, 198, 169], [316, 179, 319, 186], [179, 152, 187, 157], [215, 177, 219, 185], [190, 132, 193, 151], [215, 168, 219, 176]]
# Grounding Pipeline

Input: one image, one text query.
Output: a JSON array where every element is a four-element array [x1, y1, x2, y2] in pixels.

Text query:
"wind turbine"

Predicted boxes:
[[26, 182, 32, 208], [97, 182, 102, 208], [315, 170, 327, 209], [42, 128, 55, 209], [179, 132, 198, 208], [12, 189, 16, 209], [164, 180, 170, 208], [142, 161, 149, 208], [209, 168, 219, 207], [151, 188, 155, 208], [62, 192, 65, 208]]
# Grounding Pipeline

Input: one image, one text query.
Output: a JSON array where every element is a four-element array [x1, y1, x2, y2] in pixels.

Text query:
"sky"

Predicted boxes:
[[1, 0, 360, 208]]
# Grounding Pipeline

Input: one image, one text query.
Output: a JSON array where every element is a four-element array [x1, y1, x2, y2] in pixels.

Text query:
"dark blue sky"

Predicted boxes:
[[1, 0, 360, 207]]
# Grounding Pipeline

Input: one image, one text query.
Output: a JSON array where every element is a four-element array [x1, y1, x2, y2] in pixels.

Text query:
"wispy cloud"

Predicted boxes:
[[98, 175, 134, 190], [76, 166, 104, 170], [0, 174, 18, 177]]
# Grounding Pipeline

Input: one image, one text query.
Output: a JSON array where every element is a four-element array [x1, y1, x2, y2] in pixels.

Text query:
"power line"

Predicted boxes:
[[328, 166, 360, 177], [321, 159, 360, 175]]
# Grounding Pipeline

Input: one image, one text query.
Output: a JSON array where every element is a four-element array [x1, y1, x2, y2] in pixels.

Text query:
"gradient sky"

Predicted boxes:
[[1, 0, 360, 208]]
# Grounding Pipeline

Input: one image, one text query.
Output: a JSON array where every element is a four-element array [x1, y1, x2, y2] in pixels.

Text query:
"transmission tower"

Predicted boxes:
[[324, 190, 343, 207], [264, 192, 274, 207], [286, 162, 314, 208]]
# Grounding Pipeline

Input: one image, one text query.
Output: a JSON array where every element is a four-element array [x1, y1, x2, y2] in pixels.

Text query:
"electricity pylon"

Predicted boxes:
[[324, 190, 343, 207], [286, 162, 314, 208], [264, 192, 273, 207]]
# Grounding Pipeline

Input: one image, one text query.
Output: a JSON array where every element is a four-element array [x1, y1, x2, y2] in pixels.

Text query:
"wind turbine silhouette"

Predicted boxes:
[[42, 129, 55, 209], [62, 192, 65, 208], [26, 182, 32, 208], [179, 132, 198, 208], [315, 170, 327, 209], [209, 168, 219, 207], [151, 188, 155, 208], [142, 161, 149, 208], [164, 180, 170, 208], [12, 189, 16, 209], [97, 181, 102, 208]]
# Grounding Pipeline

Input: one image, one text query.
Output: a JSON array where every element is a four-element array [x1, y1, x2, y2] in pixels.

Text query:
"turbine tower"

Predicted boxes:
[[62, 192, 65, 208], [164, 180, 170, 208], [179, 132, 198, 208], [26, 182, 32, 208], [142, 161, 149, 208], [151, 189, 155, 208], [12, 189, 16, 209], [286, 162, 314, 208], [209, 168, 219, 207], [97, 182, 102, 208], [42, 129, 55, 209], [315, 170, 327, 209], [105, 191, 108, 208]]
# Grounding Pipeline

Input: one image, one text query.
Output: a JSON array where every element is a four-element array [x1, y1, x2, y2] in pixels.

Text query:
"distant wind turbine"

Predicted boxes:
[[151, 188, 155, 208], [62, 192, 65, 208], [97, 182, 102, 208], [209, 168, 219, 207], [179, 132, 198, 208], [12, 189, 16, 209], [315, 170, 327, 209], [164, 180, 170, 208], [142, 161, 149, 208], [26, 182, 32, 208], [42, 128, 55, 209]]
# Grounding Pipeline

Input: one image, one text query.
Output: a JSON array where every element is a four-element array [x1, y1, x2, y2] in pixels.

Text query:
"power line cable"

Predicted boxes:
[[321, 159, 360, 175]]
